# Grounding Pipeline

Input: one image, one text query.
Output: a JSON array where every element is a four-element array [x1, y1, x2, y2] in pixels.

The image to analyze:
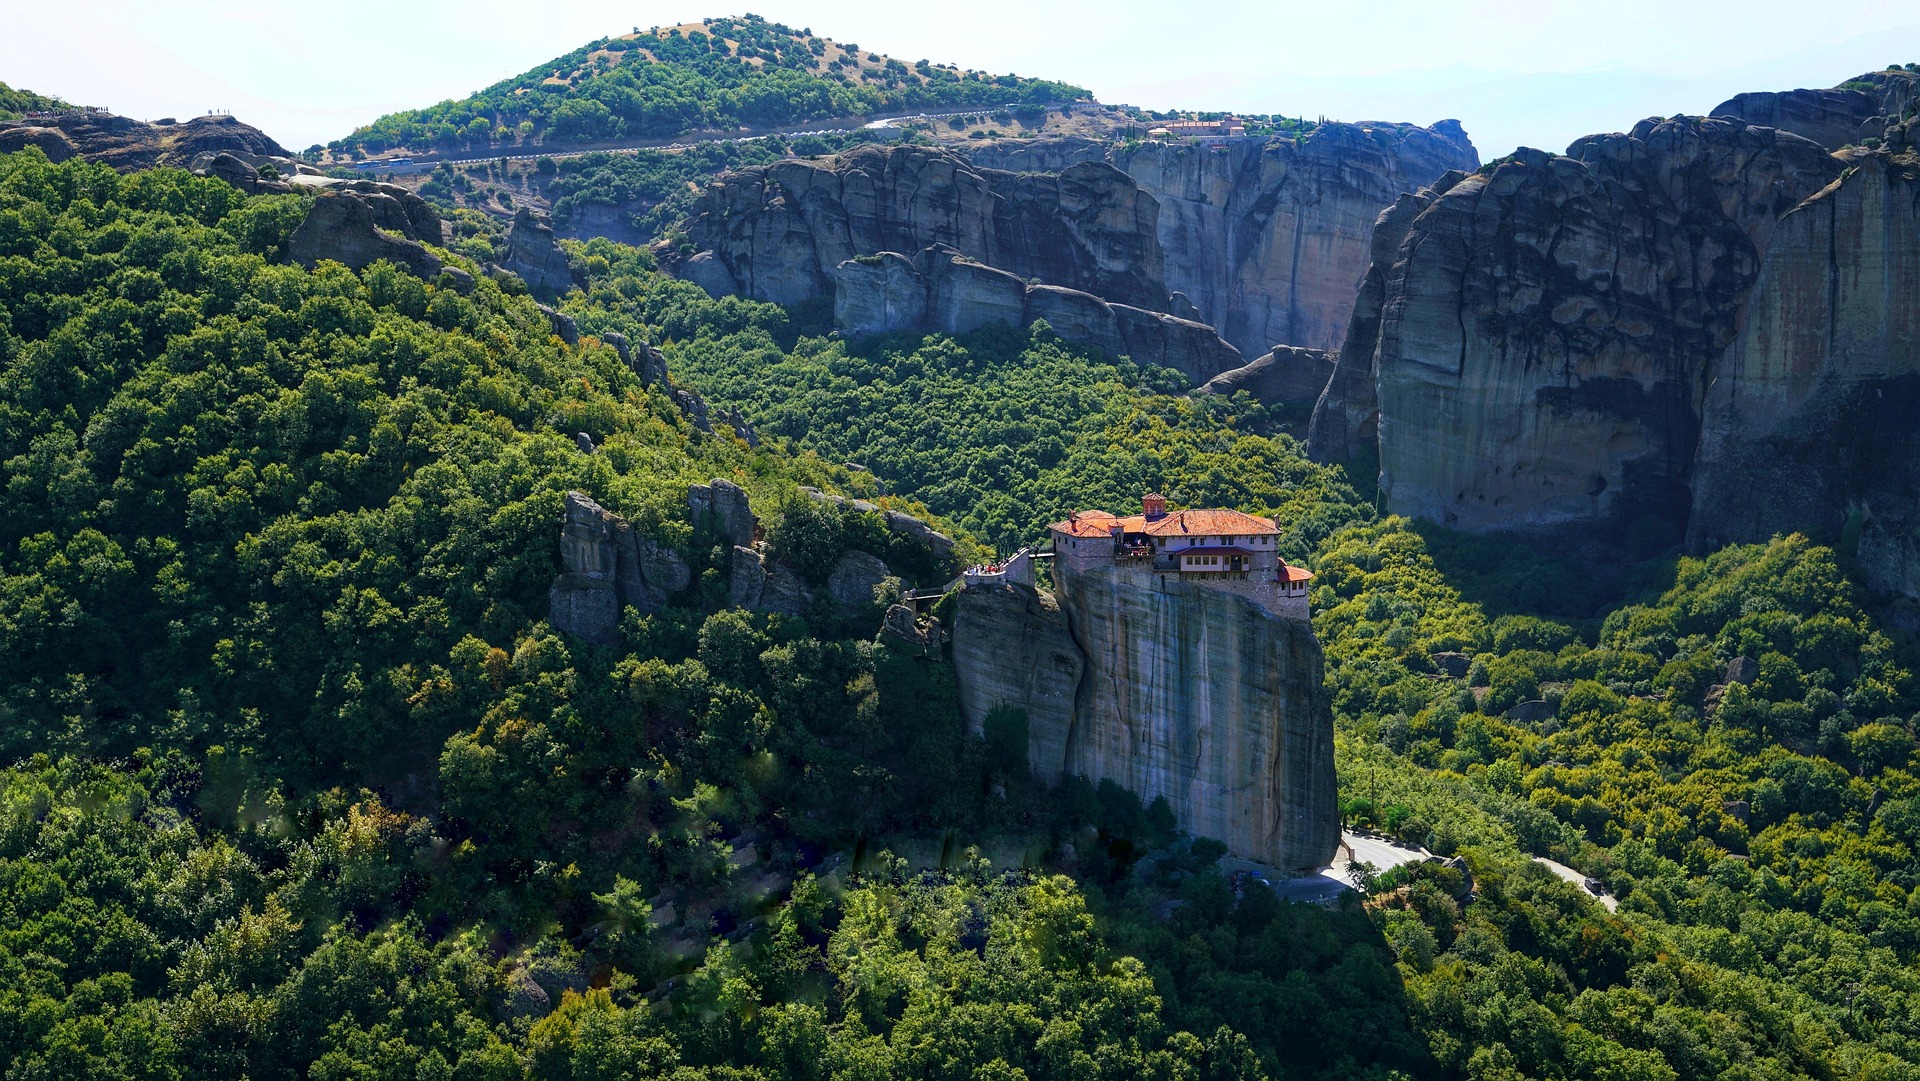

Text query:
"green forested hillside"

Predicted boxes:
[[0, 81, 67, 119], [5, 142, 1920, 1081], [336, 14, 1085, 155]]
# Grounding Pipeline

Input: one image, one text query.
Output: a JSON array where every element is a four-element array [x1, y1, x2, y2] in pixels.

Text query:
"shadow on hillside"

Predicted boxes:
[[1411, 520, 1681, 623]]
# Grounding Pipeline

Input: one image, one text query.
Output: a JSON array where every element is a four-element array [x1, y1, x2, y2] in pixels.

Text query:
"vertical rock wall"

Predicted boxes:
[[951, 568, 1338, 870]]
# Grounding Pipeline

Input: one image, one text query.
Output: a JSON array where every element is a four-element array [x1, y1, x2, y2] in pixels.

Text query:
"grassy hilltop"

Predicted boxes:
[[335, 13, 1086, 156]]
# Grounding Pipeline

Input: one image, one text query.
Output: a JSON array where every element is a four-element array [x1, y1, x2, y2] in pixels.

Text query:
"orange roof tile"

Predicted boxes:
[[1279, 563, 1314, 583], [1138, 508, 1276, 537], [1051, 507, 1278, 539]]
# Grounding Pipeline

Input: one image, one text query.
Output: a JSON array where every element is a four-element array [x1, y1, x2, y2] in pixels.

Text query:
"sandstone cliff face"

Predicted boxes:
[[502, 207, 575, 298], [681, 144, 1170, 311], [549, 492, 692, 644], [1690, 152, 1920, 597], [0, 111, 291, 172], [831, 246, 1243, 384], [289, 183, 445, 280], [1309, 84, 1920, 599], [1713, 70, 1919, 153], [1198, 345, 1336, 409], [970, 121, 1479, 357], [1313, 118, 1844, 533], [952, 572, 1337, 870]]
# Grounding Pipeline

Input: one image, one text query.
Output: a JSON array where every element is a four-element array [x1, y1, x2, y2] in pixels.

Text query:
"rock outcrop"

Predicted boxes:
[[681, 144, 1170, 311], [0, 110, 293, 172], [951, 569, 1338, 870], [688, 479, 758, 548], [288, 182, 445, 280], [0, 126, 77, 162], [502, 207, 575, 298], [1307, 73, 1920, 599], [968, 121, 1479, 356], [831, 246, 1244, 384], [1712, 70, 1919, 153], [549, 492, 692, 644], [1198, 345, 1337, 408]]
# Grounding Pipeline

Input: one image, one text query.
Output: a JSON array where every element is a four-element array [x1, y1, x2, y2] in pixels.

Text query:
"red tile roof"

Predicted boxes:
[[1279, 563, 1314, 583], [1050, 507, 1278, 539]]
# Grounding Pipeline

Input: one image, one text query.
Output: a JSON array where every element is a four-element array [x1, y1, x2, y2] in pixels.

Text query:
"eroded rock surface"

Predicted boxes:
[[503, 207, 575, 298], [1198, 345, 1337, 408], [289, 182, 445, 280], [970, 121, 1479, 356], [549, 492, 691, 644], [681, 144, 1170, 311], [1308, 71, 1920, 600], [951, 569, 1338, 870]]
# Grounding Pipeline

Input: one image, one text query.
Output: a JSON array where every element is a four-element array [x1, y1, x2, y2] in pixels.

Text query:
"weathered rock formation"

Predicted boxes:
[[0, 126, 78, 162], [952, 570, 1338, 869], [1198, 345, 1337, 409], [288, 182, 445, 280], [1713, 71, 1919, 153], [1308, 71, 1920, 599], [681, 144, 1170, 311], [832, 245, 1244, 384], [968, 121, 1480, 356], [0, 110, 293, 172], [502, 207, 576, 298], [549, 492, 693, 644]]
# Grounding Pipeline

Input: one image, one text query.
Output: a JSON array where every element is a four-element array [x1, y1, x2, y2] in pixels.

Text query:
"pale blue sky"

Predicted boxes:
[[6, 0, 1918, 158]]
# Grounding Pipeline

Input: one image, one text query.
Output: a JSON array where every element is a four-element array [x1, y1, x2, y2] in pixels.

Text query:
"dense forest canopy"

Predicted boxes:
[[336, 14, 1087, 155], [3, 108, 1920, 1081]]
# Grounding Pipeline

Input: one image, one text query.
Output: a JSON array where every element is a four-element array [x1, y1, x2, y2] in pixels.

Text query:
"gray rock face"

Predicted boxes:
[[288, 184, 445, 280], [202, 151, 288, 195], [0, 110, 288, 172], [504, 207, 575, 298], [950, 585, 1083, 746], [950, 569, 1338, 870], [832, 252, 927, 335], [1199, 345, 1337, 408], [1307, 80, 1920, 599], [826, 550, 893, 611], [1712, 72, 1918, 152], [727, 545, 812, 615], [827, 246, 1244, 385], [682, 144, 1171, 312], [688, 479, 757, 549], [1311, 117, 1845, 533], [968, 121, 1480, 356], [548, 491, 689, 644]]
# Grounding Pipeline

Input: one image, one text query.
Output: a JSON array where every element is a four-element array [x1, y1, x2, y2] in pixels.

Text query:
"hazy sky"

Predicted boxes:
[[6, 0, 1919, 158]]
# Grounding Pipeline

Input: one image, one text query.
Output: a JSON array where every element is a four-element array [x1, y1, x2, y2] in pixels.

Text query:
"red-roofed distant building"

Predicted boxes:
[[1048, 493, 1312, 619]]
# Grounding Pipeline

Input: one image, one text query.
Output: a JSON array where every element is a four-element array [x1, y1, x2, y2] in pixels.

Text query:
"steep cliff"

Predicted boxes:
[[970, 121, 1479, 357], [952, 571, 1338, 870], [1311, 117, 1844, 529], [1308, 73, 1920, 599], [680, 144, 1170, 311]]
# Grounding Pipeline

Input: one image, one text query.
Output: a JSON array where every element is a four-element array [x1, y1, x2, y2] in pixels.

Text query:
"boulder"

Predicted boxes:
[[1429, 651, 1472, 679], [688, 479, 757, 549], [1725, 656, 1759, 685], [1505, 700, 1557, 724], [826, 550, 892, 611], [1199, 345, 1337, 407], [536, 303, 579, 345], [201, 151, 288, 195], [504, 206, 575, 298], [288, 189, 442, 280], [727, 545, 812, 615]]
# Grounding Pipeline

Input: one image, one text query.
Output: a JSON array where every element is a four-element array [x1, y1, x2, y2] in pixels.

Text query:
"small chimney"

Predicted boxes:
[[1142, 492, 1167, 521]]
